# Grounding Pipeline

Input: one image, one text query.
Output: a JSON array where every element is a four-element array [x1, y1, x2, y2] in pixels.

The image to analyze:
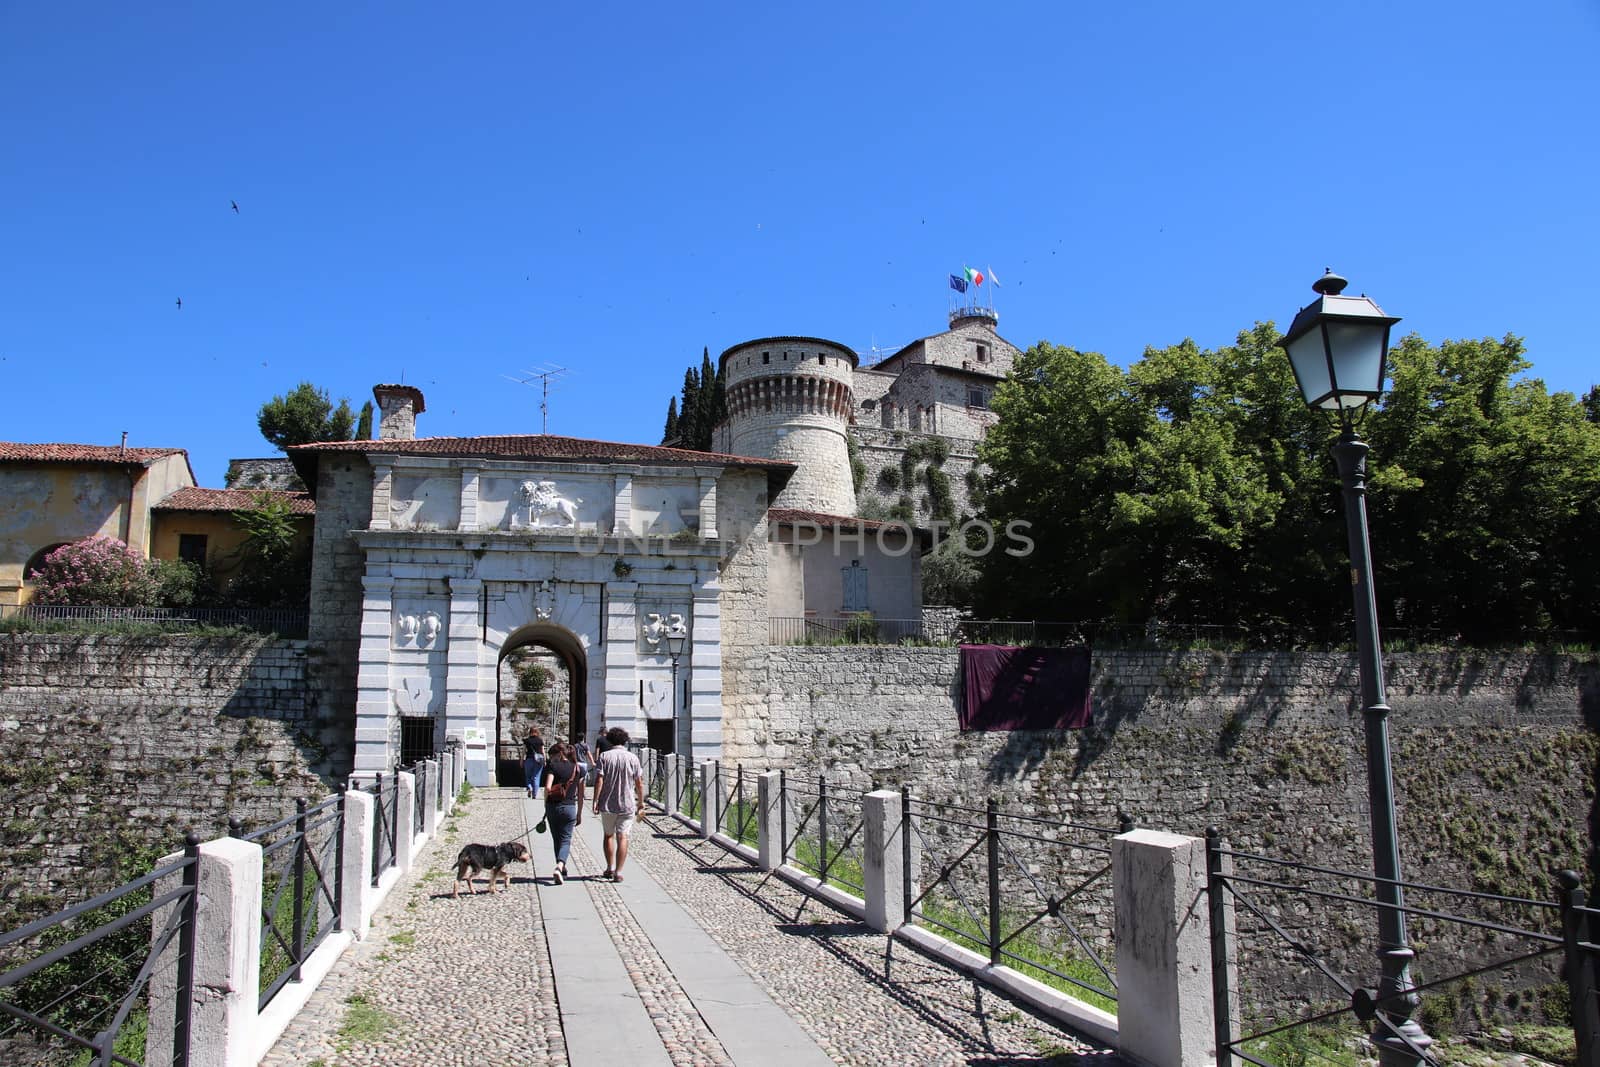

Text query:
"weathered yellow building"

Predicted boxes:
[[0, 443, 312, 611]]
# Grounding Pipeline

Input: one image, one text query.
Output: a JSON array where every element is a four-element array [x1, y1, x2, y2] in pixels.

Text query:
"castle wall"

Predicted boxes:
[[851, 426, 983, 522], [305, 455, 373, 774]]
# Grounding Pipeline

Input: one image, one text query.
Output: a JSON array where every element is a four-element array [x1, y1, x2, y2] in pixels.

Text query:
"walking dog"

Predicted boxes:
[[452, 841, 532, 897]]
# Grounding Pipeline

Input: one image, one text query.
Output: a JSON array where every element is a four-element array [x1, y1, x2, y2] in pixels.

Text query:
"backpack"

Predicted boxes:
[[546, 763, 580, 804]]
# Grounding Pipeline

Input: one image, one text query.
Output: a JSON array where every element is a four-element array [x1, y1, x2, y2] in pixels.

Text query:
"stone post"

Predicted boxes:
[[688, 581, 723, 760], [395, 771, 417, 873], [351, 573, 394, 779], [697, 760, 715, 838], [666, 754, 683, 816], [757, 771, 783, 870], [340, 787, 375, 939], [423, 758, 441, 836], [863, 789, 916, 933], [147, 837, 262, 1067], [1113, 829, 1215, 1067]]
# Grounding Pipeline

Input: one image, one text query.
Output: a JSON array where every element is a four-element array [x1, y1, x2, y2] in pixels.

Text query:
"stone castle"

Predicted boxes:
[[714, 304, 1020, 526]]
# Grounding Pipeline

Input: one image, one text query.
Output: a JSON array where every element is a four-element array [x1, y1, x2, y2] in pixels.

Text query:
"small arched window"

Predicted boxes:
[[24, 543, 70, 581]]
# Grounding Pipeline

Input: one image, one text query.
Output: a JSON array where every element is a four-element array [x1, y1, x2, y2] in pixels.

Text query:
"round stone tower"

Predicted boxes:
[[719, 336, 858, 515]]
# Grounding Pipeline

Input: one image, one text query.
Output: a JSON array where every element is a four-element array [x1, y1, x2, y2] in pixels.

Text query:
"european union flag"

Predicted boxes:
[[949, 274, 968, 293]]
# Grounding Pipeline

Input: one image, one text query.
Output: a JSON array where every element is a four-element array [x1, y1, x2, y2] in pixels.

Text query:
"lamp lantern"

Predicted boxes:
[[1279, 269, 1400, 414]]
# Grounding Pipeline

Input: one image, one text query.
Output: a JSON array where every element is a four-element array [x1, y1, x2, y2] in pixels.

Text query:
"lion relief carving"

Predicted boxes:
[[508, 480, 582, 529]]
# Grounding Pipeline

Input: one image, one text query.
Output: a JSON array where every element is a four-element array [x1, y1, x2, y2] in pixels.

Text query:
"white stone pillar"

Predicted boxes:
[[458, 467, 480, 531], [688, 580, 723, 761], [395, 771, 417, 873], [423, 758, 441, 836], [369, 463, 392, 530], [444, 577, 487, 785], [340, 787, 375, 939], [1113, 830, 1215, 1067], [863, 789, 916, 933], [697, 760, 715, 838], [697, 474, 719, 539], [757, 771, 783, 871], [352, 573, 394, 780], [666, 753, 683, 815], [603, 582, 640, 733], [613, 473, 633, 535], [147, 837, 262, 1067]]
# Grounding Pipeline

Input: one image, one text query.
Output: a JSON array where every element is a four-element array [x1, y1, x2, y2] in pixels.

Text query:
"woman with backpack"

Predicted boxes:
[[540, 741, 584, 884]]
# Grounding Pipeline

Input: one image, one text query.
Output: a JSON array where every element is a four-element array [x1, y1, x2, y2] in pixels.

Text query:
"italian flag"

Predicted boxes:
[[964, 266, 984, 286]]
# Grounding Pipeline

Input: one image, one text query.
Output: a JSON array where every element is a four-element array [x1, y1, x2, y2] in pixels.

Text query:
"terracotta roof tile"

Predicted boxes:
[[154, 487, 315, 515], [287, 434, 793, 470], [0, 442, 188, 465]]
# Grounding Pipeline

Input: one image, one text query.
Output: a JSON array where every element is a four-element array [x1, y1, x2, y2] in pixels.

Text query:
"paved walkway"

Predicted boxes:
[[263, 786, 1120, 1066]]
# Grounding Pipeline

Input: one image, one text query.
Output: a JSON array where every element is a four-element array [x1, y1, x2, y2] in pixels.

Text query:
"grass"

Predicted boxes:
[[388, 929, 415, 947], [337, 993, 395, 1048], [66, 1008, 146, 1067], [721, 798, 759, 848], [0, 616, 266, 638]]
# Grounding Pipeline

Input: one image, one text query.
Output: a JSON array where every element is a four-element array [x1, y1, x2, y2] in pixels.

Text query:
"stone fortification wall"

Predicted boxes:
[[724, 645, 1600, 1024], [0, 633, 327, 927], [305, 455, 372, 773], [851, 425, 982, 522], [224, 457, 306, 492]]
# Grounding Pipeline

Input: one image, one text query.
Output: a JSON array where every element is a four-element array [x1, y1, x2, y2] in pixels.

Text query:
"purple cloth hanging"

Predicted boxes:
[[959, 644, 1093, 731]]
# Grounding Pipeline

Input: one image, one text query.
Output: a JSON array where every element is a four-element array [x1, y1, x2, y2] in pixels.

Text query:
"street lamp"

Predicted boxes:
[[664, 622, 688, 757], [1280, 269, 1429, 1066]]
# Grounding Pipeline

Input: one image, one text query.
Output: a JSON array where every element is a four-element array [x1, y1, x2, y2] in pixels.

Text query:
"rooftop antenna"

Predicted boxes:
[[502, 364, 570, 434]]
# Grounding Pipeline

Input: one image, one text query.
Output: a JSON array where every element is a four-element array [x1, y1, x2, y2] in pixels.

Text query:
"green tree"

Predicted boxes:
[[663, 397, 680, 445], [257, 382, 362, 451], [355, 400, 374, 440], [228, 493, 311, 607], [1582, 384, 1600, 424]]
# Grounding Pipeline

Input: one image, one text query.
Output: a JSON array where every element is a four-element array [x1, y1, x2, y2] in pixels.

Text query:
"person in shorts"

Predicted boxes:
[[591, 727, 645, 882]]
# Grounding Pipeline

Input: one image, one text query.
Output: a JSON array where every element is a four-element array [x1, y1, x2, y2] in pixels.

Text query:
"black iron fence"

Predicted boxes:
[[713, 762, 758, 848], [13, 604, 309, 638], [230, 795, 344, 1012], [779, 771, 867, 896], [769, 615, 926, 646], [0, 834, 201, 1066], [903, 794, 1122, 1012], [368, 773, 400, 888], [1206, 831, 1575, 1067]]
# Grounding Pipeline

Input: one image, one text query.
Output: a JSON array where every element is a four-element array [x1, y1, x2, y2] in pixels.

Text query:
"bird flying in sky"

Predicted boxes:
[[175, 298, 182, 310], [231, 200, 239, 214]]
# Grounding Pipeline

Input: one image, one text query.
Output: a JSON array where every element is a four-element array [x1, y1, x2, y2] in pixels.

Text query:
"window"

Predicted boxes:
[[861, 398, 876, 411], [975, 342, 991, 363], [968, 388, 989, 408], [841, 560, 869, 612], [178, 533, 208, 567], [818, 355, 825, 365], [763, 352, 770, 364]]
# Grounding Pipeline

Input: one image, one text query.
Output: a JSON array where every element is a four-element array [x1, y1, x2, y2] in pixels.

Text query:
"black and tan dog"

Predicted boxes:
[[452, 841, 531, 897]]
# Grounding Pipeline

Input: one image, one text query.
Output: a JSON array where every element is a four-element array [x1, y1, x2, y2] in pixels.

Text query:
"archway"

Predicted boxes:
[[494, 623, 587, 786]]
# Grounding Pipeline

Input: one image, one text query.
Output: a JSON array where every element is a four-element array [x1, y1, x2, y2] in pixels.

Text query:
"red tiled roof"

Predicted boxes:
[[287, 434, 794, 470], [154, 487, 315, 515], [768, 508, 897, 531], [0, 442, 188, 465]]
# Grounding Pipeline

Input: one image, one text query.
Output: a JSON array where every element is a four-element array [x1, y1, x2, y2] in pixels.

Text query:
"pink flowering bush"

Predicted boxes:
[[29, 537, 164, 606]]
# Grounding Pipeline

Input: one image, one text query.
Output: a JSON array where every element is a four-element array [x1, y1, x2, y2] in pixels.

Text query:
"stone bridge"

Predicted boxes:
[[151, 753, 1225, 1067]]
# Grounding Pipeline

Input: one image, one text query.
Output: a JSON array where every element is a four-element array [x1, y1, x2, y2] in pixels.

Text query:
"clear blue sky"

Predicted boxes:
[[3, 2, 1596, 485]]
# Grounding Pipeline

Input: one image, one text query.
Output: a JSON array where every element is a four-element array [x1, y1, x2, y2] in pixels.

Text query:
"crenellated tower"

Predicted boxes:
[[718, 336, 857, 516]]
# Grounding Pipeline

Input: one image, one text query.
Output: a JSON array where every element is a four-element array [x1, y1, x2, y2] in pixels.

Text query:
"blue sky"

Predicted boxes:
[[3, 2, 1597, 485]]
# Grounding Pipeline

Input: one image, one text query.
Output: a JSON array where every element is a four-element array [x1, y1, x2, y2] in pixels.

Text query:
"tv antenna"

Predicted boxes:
[[502, 364, 570, 434]]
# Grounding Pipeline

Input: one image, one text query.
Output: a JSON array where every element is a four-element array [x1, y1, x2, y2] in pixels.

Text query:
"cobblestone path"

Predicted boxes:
[[262, 786, 1122, 1066]]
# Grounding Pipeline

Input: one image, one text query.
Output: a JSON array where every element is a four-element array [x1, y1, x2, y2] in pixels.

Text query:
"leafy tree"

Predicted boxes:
[[975, 327, 1600, 641], [1583, 385, 1600, 424], [227, 494, 310, 607], [355, 400, 374, 440], [257, 382, 362, 451], [922, 539, 980, 607]]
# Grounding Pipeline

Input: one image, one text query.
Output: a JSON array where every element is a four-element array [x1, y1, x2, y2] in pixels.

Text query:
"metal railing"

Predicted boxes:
[[14, 604, 309, 637], [674, 754, 701, 820], [230, 795, 344, 1011], [646, 751, 669, 807], [768, 615, 928, 645], [0, 834, 201, 1066], [1206, 831, 1574, 1067], [368, 774, 399, 888], [715, 762, 758, 847], [903, 794, 1122, 1010], [779, 772, 867, 895], [1560, 872, 1600, 1066]]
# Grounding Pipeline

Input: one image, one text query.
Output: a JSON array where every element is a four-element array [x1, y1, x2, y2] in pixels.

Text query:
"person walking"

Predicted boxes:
[[540, 741, 584, 884], [574, 736, 593, 783], [523, 727, 545, 799], [591, 727, 645, 882]]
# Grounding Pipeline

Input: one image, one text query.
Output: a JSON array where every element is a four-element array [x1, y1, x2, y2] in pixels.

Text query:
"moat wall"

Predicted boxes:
[[0, 633, 329, 928]]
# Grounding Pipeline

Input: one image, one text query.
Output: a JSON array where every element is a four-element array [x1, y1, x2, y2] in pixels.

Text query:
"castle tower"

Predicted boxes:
[[719, 336, 857, 515]]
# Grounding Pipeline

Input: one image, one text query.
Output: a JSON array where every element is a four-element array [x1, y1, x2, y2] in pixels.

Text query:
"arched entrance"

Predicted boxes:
[[494, 623, 587, 786]]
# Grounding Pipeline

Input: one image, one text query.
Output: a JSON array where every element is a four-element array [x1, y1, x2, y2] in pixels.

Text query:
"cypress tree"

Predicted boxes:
[[663, 397, 680, 445], [679, 367, 702, 451]]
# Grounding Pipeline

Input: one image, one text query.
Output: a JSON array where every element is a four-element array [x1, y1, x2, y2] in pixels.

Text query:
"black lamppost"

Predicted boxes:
[[1280, 269, 1430, 1065], [665, 624, 687, 756]]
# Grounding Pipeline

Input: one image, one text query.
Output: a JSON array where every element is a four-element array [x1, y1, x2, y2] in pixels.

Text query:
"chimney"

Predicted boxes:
[[372, 384, 426, 441]]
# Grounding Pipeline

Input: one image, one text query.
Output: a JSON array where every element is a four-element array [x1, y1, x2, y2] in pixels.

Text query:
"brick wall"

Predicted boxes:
[[0, 633, 328, 926]]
